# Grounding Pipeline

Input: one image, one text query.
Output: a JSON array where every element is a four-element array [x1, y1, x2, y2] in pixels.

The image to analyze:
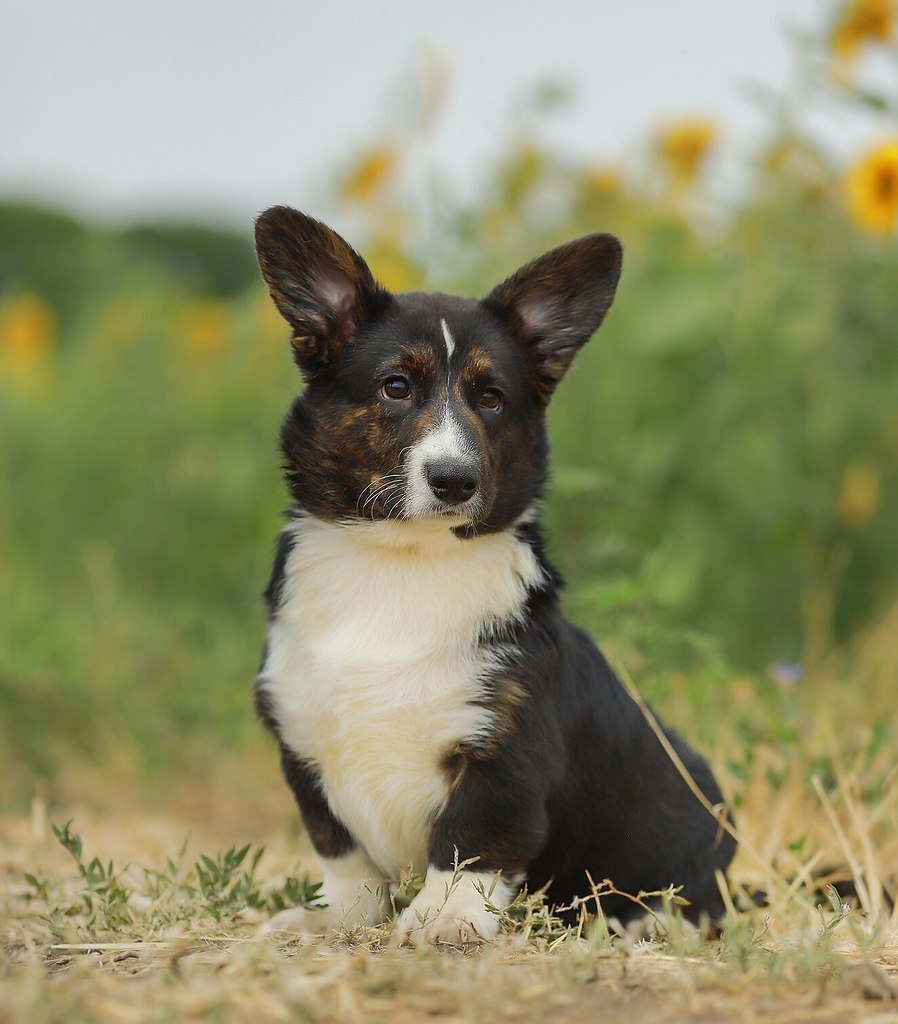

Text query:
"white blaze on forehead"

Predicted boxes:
[[402, 317, 481, 519], [441, 318, 455, 362]]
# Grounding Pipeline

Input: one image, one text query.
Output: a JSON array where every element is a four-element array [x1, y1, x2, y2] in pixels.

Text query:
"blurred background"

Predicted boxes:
[[2, 1, 897, 813]]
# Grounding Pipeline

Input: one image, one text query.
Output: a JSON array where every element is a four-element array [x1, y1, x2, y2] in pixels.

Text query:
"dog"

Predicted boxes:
[[252, 207, 736, 945]]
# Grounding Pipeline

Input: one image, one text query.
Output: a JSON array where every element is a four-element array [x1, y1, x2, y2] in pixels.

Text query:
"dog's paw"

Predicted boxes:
[[260, 850, 387, 940], [395, 902, 498, 946], [607, 910, 698, 947], [394, 868, 511, 947], [258, 904, 340, 939], [259, 883, 384, 940]]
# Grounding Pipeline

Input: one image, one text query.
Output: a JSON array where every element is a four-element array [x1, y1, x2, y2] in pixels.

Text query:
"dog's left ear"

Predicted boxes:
[[485, 234, 623, 403]]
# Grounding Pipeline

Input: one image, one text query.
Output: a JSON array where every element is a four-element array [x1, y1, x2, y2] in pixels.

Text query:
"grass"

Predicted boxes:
[[2, 813, 896, 1023]]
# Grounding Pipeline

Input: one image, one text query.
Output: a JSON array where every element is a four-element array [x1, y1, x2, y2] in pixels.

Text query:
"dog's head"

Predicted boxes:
[[255, 207, 622, 536]]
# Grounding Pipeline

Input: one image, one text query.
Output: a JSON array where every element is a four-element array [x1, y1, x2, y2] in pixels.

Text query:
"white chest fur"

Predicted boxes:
[[258, 516, 542, 878]]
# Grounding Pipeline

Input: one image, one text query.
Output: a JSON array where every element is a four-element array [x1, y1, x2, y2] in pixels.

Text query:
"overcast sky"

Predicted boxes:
[[2, 0, 850, 227]]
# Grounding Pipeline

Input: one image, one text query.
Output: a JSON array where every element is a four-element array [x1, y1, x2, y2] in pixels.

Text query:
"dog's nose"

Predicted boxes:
[[426, 460, 480, 505]]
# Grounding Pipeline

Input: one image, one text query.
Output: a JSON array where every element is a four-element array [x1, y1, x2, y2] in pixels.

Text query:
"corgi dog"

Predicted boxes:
[[253, 207, 735, 945]]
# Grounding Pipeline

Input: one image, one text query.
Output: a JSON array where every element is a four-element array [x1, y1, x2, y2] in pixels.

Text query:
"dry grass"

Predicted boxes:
[[3, 775, 896, 1022], [3, 613, 898, 1023]]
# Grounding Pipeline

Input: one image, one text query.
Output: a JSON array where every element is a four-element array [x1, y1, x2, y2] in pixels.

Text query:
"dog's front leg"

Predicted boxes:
[[262, 747, 388, 937], [395, 751, 548, 947]]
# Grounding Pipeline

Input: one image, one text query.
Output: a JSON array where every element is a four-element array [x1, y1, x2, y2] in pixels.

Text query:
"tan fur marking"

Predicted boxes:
[[461, 348, 495, 384]]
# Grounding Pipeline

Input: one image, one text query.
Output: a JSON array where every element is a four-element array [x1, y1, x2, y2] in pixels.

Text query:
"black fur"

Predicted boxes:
[[262, 523, 298, 619]]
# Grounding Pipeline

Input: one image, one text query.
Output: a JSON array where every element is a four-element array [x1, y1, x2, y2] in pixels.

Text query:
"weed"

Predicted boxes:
[[194, 843, 265, 922], [52, 820, 132, 931]]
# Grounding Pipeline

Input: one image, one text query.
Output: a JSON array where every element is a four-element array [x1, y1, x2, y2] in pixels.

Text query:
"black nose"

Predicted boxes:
[[426, 460, 480, 505]]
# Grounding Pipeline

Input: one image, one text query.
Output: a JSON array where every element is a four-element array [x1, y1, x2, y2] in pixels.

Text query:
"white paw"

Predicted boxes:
[[260, 849, 386, 939], [394, 867, 512, 947], [259, 904, 340, 939], [260, 884, 384, 939], [607, 912, 658, 944], [607, 910, 698, 946]]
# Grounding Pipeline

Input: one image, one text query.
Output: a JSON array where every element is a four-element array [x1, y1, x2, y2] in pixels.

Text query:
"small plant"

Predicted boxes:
[[52, 820, 132, 931], [192, 843, 325, 922], [817, 884, 852, 944], [267, 873, 326, 915], [23, 869, 50, 901], [194, 843, 266, 922]]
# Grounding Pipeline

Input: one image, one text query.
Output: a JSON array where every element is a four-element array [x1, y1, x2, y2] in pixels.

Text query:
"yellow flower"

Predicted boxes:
[[845, 140, 898, 234], [340, 147, 397, 204], [182, 299, 231, 358], [837, 462, 880, 526], [579, 166, 622, 200], [0, 294, 55, 372], [656, 119, 717, 188], [832, 0, 894, 62]]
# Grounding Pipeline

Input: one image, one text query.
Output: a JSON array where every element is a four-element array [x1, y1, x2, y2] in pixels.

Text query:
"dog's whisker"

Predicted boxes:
[[384, 489, 407, 519], [362, 484, 397, 519], [357, 473, 407, 519]]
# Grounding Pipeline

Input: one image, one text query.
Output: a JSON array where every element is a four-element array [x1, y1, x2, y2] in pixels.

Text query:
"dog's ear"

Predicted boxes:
[[255, 206, 388, 376], [485, 234, 623, 403]]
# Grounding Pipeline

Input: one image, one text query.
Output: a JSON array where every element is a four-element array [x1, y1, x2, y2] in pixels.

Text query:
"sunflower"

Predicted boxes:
[[656, 120, 717, 188], [182, 298, 231, 358], [845, 140, 898, 234], [832, 0, 894, 76], [837, 462, 880, 527], [0, 294, 55, 370], [340, 147, 397, 204]]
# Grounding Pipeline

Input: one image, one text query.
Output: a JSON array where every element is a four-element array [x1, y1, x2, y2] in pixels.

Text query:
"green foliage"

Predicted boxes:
[[542, 205, 898, 667], [30, 821, 323, 940], [195, 844, 265, 921], [0, 202, 107, 324], [51, 820, 133, 931], [192, 843, 326, 922], [0, 201, 259, 326], [117, 222, 258, 298]]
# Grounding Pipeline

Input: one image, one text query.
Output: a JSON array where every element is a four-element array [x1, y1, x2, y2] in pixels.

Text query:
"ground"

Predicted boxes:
[[2, 775, 896, 1024]]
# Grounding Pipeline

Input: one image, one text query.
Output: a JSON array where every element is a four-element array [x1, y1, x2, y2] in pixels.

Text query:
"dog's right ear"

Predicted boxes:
[[254, 207, 388, 376]]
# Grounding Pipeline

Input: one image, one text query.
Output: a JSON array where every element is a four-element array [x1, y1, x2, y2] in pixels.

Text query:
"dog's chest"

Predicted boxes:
[[259, 518, 541, 877]]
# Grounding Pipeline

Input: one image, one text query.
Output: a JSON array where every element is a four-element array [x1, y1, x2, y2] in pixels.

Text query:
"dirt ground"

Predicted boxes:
[[2, 789, 897, 1024]]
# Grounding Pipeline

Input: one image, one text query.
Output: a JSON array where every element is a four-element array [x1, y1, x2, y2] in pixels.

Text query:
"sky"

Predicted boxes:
[[0, 0, 857, 228]]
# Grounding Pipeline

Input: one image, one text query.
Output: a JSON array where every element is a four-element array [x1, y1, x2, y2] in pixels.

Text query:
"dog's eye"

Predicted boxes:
[[381, 376, 411, 401], [478, 388, 503, 412], [382, 377, 410, 400]]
